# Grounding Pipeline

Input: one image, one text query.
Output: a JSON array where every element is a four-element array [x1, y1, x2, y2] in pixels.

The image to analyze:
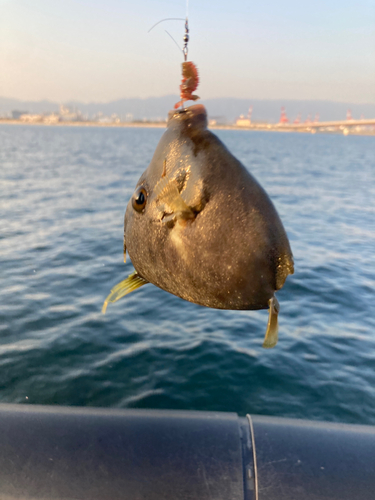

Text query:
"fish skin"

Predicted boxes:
[[124, 104, 293, 311]]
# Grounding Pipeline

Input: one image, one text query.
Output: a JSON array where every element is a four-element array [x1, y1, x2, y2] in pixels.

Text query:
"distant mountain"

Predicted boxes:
[[65, 95, 179, 121], [1, 95, 374, 123], [0, 97, 60, 115]]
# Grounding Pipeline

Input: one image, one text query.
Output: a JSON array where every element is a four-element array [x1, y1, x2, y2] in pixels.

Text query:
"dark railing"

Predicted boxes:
[[0, 404, 374, 499]]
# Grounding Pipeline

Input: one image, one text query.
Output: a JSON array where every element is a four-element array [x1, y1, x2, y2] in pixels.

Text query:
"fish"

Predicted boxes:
[[103, 104, 294, 348]]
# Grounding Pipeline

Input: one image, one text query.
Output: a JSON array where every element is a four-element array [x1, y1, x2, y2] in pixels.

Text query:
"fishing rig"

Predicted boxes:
[[174, 17, 200, 109], [148, 15, 200, 109]]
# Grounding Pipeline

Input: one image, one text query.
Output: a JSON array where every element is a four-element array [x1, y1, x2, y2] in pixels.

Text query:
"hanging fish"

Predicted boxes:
[[102, 18, 294, 348], [103, 102, 294, 348]]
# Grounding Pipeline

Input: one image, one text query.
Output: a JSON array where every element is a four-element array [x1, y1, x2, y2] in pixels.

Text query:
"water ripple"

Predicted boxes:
[[1, 124, 374, 424]]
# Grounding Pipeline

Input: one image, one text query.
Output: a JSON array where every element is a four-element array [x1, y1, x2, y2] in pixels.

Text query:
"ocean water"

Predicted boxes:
[[0, 123, 374, 425]]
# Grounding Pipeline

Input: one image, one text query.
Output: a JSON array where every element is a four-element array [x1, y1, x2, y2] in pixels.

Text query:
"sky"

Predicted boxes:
[[0, 0, 374, 103]]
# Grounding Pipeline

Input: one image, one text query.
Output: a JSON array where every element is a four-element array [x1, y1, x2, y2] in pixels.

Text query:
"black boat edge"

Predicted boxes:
[[0, 403, 374, 500]]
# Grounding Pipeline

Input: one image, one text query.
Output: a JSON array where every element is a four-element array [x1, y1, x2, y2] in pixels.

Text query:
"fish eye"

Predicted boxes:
[[132, 186, 147, 212]]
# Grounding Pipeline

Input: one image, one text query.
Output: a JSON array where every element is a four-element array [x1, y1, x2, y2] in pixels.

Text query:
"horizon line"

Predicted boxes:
[[1, 95, 375, 106]]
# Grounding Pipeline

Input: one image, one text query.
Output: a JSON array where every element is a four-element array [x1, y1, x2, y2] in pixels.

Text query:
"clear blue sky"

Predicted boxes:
[[1, 0, 374, 103]]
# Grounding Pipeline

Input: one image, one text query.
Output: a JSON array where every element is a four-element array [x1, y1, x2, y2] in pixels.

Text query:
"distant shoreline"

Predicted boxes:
[[1, 119, 374, 136], [0, 119, 167, 129]]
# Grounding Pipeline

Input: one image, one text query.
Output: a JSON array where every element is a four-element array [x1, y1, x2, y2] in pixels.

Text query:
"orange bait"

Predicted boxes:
[[175, 61, 200, 109]]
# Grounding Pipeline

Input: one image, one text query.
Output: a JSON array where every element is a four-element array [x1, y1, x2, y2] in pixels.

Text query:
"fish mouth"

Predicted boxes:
[[178, 103, 206, 116], [167, 104, 207, 130]]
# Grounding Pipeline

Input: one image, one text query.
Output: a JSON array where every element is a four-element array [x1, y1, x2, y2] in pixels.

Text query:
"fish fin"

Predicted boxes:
[[181, 165, 205, 211], [154, 176, 194, 219], [276, 252, 294, 290], [102, 272, 148, 314], [262, 296, 280, 348]]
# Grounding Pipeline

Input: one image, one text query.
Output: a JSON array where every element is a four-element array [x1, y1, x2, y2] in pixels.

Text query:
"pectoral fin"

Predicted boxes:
[[153, 176, 194, 220], [262, 296, 280, 348], [102, 272, 148, 314]]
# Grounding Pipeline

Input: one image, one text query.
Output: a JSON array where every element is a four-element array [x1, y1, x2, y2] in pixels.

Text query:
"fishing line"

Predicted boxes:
[[147, 18, 184, 33], [148, 1, 197, 110], [164, 30, 183, 55], [148, 0, 190, 59]]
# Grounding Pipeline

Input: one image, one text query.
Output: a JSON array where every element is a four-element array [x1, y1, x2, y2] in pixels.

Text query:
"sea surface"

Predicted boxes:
[[1, 123, 374, 425]]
